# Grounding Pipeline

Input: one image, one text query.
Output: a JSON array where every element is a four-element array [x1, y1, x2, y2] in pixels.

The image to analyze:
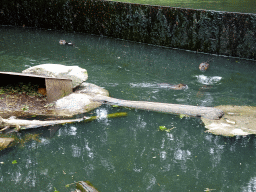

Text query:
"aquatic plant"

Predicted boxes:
[[84, 112, 127, 122]]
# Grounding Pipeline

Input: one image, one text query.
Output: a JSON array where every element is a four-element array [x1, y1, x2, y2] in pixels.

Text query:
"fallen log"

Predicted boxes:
[[0, 112, 127, 131], [0, 116, 87, 130], [92, 95, 224, 120]]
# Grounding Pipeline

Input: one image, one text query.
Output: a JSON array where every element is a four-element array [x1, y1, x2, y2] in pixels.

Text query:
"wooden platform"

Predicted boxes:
[[0, 71, 72, 102]]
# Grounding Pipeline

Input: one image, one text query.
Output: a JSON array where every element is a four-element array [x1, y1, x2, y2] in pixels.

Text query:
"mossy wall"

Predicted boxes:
[[1, 0, 256, 60]]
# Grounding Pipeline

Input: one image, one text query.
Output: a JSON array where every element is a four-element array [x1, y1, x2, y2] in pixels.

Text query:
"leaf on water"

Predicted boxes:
[[159, 126, 175, 132], [179, 114, 186, 119], [12, 160, 17, 164], [159, 126, 167, 131]]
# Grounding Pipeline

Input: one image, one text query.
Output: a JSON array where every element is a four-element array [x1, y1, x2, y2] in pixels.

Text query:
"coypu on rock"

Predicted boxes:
[[157, 83, 188, 90]]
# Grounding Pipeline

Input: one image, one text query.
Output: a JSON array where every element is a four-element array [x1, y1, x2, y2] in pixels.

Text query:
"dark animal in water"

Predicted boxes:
[[199, 62, 209, 72], [59, 40, 74, 46], [157, 83, 188, 90]]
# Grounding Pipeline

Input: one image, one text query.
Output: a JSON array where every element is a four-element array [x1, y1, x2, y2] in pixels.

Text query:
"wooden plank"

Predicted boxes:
[[45, 78, 72, 102], [0, 71, 70, 80]]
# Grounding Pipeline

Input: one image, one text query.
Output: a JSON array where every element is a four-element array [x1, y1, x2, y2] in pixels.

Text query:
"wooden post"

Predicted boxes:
[[45, 78, 72, 103]]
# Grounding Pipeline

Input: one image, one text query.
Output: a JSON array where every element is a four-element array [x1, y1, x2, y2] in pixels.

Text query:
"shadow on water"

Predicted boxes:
[[0, 26, 256, 191]]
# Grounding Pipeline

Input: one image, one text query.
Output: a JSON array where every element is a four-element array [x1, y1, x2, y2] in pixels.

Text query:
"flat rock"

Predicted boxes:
[[22, 64, 88, 88], [202, 105, 256, 136]]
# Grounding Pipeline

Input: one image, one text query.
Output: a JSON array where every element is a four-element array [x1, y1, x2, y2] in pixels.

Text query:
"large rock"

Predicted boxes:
[[202, 105, 256, 136], [54, 83, 109, 116], [22, 64, 88, 88]]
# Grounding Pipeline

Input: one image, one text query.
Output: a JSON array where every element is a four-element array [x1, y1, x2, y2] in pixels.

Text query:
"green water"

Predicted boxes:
[[112, 0, 256, 14], [0, 26, 256, 192]]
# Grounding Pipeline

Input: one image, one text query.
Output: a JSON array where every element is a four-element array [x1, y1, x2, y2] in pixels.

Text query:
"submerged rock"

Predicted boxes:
[[22, 64, 88, 88], [202, 105, 256, 136], [76, 181, 99, 192], [0, 138, 14, 150]]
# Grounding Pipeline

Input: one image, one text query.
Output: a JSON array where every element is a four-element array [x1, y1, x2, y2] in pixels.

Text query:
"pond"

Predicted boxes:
[[0, 26, 256, 191], [112, 0, 256, 14]]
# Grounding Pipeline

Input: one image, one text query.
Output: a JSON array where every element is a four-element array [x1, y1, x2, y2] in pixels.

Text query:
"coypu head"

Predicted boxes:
[[199, 62, 209, 72], [59, 40, 66, 45], [157, 83, 188, 90], [173, 83, 188, 90]]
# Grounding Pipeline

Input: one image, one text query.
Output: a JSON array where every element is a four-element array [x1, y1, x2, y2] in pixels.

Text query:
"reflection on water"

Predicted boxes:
[[0, 26, 256, 191], [195, 75, 222, 85]]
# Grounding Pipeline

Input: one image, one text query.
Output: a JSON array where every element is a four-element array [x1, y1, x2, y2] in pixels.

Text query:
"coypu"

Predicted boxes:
[[38, 88, 47, 96], [199, 62, 209, 72], [157, 83, 188, 90], [59, 40, 66, 45], [59, 40, 74, 46]]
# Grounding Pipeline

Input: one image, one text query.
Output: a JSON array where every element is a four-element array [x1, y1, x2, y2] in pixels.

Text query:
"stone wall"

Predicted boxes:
[[1, 0, 256, 60]]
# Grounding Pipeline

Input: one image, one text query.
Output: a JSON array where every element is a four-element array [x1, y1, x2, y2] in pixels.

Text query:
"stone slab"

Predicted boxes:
[[202, 105, 256, 136]]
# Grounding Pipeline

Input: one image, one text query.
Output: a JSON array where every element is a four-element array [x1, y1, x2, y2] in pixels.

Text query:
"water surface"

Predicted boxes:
[[0, 26, 256, 191]]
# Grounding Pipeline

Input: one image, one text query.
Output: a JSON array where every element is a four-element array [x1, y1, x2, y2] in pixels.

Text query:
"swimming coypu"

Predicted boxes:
[[199, 62, 209, 72], [157, 83, 188, 90], [59, 40, 74, 46]]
